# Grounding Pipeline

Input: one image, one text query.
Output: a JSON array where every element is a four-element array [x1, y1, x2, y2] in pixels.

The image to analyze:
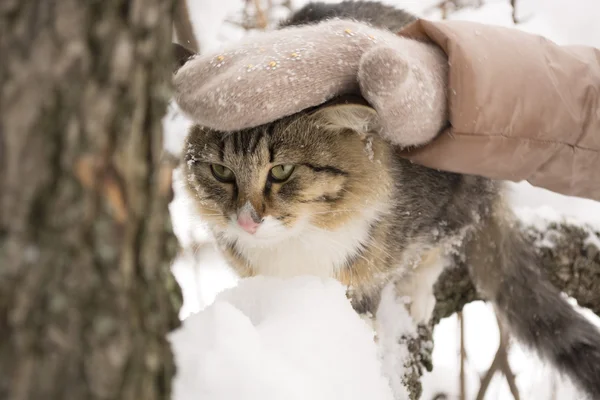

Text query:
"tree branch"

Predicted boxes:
[[510, 0, 516, 23], [423, 0, 486, 19], [432, 220, 600, 324], [174, 0, 199, 52], [458, 311, 467, 400], [401, 219, 599, 398], [476, 316, 520, 400]]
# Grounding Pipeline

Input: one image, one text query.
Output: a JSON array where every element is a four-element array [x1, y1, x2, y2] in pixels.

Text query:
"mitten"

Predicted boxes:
[[174, 19, 448, 147]]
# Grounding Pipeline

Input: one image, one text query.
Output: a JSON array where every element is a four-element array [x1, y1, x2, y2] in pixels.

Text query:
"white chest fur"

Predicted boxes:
[[229, 210, 381, 279]]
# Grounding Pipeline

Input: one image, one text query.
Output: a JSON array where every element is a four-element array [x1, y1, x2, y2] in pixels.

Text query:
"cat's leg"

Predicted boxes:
[[374, 249, 447, 399], [394, 247, 449, 324]]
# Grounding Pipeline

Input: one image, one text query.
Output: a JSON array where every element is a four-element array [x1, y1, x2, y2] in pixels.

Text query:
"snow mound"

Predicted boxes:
[[169, 276, 396, 400]]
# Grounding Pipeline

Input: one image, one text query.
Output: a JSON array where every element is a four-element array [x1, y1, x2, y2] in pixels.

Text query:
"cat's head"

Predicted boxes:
[[182, 103, 394, 246]]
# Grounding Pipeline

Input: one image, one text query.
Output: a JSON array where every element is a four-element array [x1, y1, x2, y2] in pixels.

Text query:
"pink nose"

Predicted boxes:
[[237, 214, 260, 234]]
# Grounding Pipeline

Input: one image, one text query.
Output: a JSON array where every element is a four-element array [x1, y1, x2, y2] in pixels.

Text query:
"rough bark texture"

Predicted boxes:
[[0, 1, 181, 399], [399, 324, 434, 400]]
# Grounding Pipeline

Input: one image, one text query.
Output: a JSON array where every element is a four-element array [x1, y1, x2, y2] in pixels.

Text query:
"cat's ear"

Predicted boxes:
[[172, 43, 196, 73], [312, 103, 379, 135]]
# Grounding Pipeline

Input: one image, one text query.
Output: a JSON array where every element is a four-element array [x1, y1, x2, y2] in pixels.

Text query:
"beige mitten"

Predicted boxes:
[[174, 19, 448, 147]]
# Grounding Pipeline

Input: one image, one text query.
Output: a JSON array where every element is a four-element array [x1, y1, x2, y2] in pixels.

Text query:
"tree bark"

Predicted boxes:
[[0, 1, 181, 399]]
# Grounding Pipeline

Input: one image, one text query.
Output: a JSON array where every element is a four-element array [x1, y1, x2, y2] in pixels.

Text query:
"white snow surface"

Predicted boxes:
[[375, 284, 416, 400], [167, 0, 600, 399], [169, 276, 396, 400]]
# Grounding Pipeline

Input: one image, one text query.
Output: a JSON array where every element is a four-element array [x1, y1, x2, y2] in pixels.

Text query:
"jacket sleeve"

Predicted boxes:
[[398, 19, 600, 201]]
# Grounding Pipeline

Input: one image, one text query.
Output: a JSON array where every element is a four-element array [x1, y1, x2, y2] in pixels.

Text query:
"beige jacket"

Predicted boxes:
[[399, 20, 600, 201]]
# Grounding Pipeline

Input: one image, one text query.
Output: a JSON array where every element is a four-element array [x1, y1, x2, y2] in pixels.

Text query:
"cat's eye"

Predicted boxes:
[[270, 165, 295, 182], [210, 164, 235, 183]]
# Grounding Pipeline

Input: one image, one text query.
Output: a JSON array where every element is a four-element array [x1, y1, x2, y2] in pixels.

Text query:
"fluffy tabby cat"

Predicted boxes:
[[177, 1, 600, 397]]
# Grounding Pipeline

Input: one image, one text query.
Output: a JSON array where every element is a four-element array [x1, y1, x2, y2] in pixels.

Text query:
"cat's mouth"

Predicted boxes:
[[225, 214, 308, 246]]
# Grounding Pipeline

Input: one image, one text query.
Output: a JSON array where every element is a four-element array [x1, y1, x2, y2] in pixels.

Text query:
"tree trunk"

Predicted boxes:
[[0, 1, 181, 399]]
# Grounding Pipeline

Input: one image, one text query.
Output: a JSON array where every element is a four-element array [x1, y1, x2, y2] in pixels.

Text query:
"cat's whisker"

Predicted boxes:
[[362, 240, 395, 264], [310, 209, 366, 215]]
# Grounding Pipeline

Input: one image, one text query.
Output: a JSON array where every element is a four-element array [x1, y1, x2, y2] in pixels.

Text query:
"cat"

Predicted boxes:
[[175, 2, 600, 398], [280, 0, 416, 32], [183, 98, 496, 317]]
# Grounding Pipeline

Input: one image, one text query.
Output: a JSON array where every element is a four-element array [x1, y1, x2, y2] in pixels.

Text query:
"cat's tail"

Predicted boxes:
[[465, 200, 600, 399]]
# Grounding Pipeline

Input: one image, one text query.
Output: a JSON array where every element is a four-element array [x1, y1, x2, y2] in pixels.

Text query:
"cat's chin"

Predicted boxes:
[[223, 215, 309, 247]]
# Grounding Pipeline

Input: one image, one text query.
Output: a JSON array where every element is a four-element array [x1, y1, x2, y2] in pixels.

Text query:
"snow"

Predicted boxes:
[[186, 0, 245, 52], [166, 1, 600, 399], [375, 283, 416, 400], [169, 276, 396, 400], [169, 167, 213, 248], [162, 102, 194, 160], [170, 244, 238, 319], [421, 301, 581, 400], [508, 181, 600, 230]]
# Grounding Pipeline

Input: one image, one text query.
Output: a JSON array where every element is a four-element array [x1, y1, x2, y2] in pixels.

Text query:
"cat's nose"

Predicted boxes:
[[237, 213, 260, 234], [236, 202, 262, 234]]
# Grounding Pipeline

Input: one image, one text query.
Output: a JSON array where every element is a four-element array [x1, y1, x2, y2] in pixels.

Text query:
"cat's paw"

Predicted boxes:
[[394, 248, 449, 324]]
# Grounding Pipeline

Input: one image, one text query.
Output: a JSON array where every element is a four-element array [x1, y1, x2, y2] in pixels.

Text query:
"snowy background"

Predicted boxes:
[[164, 0, 600, 399]]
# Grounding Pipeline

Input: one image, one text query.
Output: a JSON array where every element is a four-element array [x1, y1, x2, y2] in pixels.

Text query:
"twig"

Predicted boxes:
[[475, 315, 521, 400], [498, 321, 521, 400], [510, 0, 518, 24], [458, 311, 467, 400], [224, 18, 255, 30], [475, 341, 502, 400], [253, 0, 269, 29], [550, 376, 558, 400], [173, 0, 199, 52], [281, 0, 293, 11], [423, 0, 486, 19]]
